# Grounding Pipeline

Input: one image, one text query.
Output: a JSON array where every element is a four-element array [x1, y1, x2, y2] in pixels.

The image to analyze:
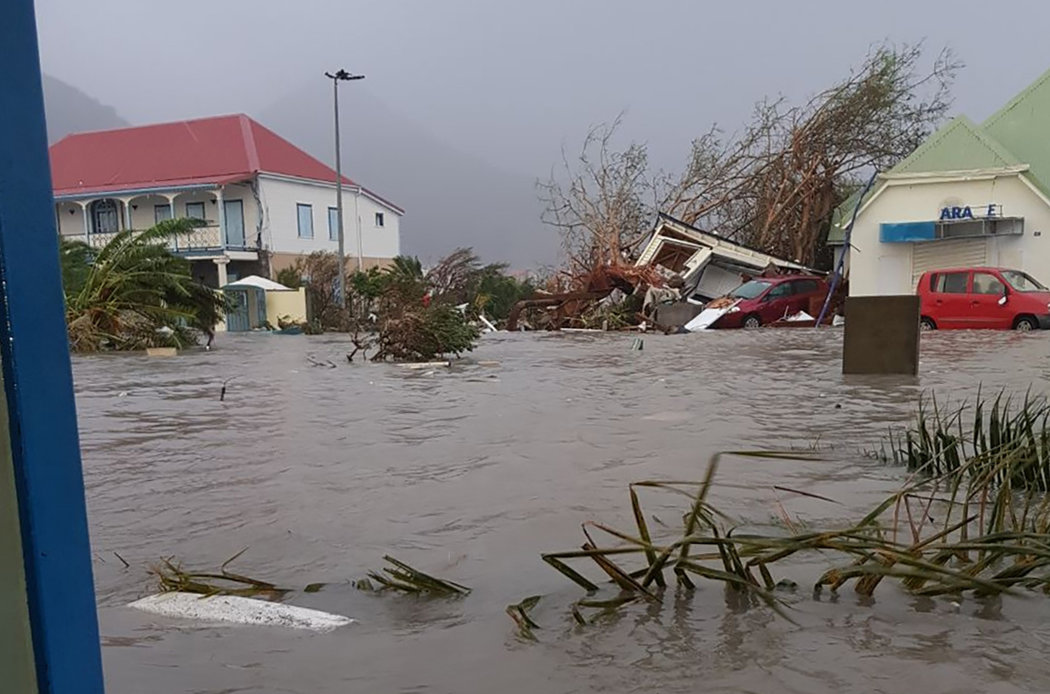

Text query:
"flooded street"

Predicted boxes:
[[76, 329, 1050, 694]]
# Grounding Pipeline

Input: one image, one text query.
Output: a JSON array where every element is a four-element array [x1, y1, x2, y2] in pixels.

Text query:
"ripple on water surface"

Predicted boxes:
[[78, 330, 1050, 693]]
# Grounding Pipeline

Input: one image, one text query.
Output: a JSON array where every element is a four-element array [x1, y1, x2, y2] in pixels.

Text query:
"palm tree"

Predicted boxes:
[[61, 219, 228, 352]]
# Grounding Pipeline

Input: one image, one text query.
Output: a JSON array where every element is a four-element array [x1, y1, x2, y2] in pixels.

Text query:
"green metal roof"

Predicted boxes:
[[982, 66, 1050, 199], [828, 67, 1050, 245], [828, 117, 1021, 244]]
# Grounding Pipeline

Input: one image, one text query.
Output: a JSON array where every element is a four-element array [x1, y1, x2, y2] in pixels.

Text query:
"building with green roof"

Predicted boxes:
[[830, 67, 1050, 298]]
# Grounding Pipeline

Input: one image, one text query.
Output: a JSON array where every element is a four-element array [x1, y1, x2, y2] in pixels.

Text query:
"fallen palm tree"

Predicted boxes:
[[61, 219, 227, 352]]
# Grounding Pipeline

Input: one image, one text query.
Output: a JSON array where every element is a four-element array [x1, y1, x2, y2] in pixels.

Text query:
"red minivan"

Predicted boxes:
[[917, 267, 1050, 331], [710, 275, 828, 329]]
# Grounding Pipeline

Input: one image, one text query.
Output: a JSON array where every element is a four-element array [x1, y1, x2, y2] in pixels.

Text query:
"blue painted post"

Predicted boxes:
[[815, 171, 879, 328], [0, 2, 106, 692]]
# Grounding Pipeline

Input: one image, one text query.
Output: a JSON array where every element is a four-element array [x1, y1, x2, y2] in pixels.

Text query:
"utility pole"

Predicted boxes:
[[324, 68, 365, 307]]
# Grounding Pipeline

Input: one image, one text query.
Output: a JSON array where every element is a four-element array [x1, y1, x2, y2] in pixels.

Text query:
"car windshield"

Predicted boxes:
[[1001, 270, 1048, 292], [729, 280, 773, 300]]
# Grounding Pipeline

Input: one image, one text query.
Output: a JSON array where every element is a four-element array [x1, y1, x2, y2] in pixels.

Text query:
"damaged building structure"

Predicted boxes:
[[634, 214, 822, 327], [636, 214, 816, 301]]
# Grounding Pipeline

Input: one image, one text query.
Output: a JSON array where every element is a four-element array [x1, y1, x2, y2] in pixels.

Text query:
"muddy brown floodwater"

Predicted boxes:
[[76, 329, 1050, 694]]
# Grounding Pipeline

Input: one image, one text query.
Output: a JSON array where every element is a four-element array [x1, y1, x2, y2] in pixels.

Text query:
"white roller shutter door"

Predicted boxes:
[[911, 239, 988, 289]]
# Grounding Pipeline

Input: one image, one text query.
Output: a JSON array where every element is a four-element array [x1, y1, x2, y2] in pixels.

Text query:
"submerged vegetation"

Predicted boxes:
[[528, 392, 1050, 630], [150, 549, 291, 600], [149, 552, 469, 600], [876, 391, 1050, 490], [536, 445, 1050, 629], [364, 555, 471, 595], [61, 219, 227, 352]]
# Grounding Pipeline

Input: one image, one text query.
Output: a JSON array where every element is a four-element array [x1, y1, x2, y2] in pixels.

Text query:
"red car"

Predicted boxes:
[[917, 267, 1050, 331], [710, 275, 829, 329]]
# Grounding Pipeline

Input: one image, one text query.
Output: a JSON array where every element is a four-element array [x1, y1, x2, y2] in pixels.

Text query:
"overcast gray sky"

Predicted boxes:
[[34, 0, 1050, 179]]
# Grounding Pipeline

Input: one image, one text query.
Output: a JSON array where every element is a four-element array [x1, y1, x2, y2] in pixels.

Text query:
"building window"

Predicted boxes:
[[185, 201, 206, 221], [154, 204, 172, 224], [328, 207, 339, 241], [90, 199, 120, 234], [297, 203, 314, 239], [375, 212, 385, 227]]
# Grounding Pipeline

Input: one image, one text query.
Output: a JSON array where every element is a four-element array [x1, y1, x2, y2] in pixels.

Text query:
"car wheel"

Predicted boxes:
[[1015, 316, 1037, 332], [743, 314, 761, 329], [920, 317, 936, 331]]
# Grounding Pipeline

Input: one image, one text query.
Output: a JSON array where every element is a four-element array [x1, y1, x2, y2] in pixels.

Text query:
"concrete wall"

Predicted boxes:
[[847, 174, 1050, 296], [257, 176, 401, 261], [266, 288, 308, 325]]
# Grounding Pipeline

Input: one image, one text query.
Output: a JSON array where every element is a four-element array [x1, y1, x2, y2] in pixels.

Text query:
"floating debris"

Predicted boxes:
[[129, 592, 353, 632], [219, 376, 236, 402], [366, 555, 470, 596], [399, 361, 452, 370], [305, 354, 338, 369], [149, 549, 291, 600], [506, 595, 542, 640]]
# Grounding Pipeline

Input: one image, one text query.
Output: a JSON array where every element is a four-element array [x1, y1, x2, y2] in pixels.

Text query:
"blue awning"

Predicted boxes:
[[880, 221, 936, 243]]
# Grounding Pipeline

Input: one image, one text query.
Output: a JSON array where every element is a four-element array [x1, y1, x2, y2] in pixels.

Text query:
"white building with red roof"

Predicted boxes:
[[49, 114, 403, 286]]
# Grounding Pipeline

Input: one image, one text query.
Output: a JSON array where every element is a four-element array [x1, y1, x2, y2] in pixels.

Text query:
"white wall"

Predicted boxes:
[[214, 183, 260, 245], [126, 194, 172, 229], [56, 201, 85, 237], [847, 174, 1050, 296], [256, 175, 401, 259]]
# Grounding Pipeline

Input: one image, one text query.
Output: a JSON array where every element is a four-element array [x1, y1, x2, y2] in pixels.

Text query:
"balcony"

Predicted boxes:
[[82, 225, 256, 256]]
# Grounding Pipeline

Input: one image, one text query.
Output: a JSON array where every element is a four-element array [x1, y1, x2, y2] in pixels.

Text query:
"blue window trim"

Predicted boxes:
[[1, 3, 105, 692], [297, 203, 314, 239], [328, 206, 339, 241]]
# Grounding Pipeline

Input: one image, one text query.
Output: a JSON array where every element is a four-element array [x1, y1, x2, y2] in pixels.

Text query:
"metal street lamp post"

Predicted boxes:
[[324, 68, 365, 307]]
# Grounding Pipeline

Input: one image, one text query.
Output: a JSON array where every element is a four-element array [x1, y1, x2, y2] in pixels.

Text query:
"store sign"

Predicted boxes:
[[939, 203, 1000, 220]]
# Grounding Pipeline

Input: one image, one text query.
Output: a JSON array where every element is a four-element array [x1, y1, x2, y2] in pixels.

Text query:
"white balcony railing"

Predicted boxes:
[[82, 225, 250, 254]]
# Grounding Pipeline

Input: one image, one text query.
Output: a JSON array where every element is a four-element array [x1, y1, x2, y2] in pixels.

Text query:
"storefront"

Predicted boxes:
[[831, 69, 1050, 295]]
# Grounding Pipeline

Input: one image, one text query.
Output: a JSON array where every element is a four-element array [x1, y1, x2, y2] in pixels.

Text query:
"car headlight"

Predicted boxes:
[[727, 306, 740, 313]]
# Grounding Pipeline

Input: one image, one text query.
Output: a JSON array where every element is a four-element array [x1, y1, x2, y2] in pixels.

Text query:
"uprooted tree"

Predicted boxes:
[[539, 42, 961, 274]]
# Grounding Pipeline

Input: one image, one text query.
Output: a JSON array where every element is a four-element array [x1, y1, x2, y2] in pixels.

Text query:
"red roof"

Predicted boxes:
[[49, 114, 380, 201]]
